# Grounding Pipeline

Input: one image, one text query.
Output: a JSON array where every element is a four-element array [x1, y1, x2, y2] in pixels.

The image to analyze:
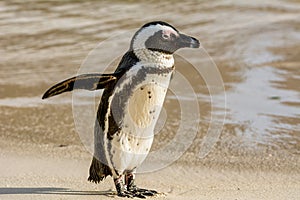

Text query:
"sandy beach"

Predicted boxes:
[[1, 0, 299, 199], [1, 154, 299, 200]]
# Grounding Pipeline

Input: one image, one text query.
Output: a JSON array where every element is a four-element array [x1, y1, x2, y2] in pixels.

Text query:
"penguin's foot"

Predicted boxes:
[[115, 176, 133, 198], [125, 172, 158, 198], [117, 189, 152, 199], [128, 186, 158, 197], [117, 190, 134, 198]]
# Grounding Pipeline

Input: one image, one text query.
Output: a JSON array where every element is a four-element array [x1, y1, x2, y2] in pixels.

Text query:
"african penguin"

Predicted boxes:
[[42, 21, 200, 198]]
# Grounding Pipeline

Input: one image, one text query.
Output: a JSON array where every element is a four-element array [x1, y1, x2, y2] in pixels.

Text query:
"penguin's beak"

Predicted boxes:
[[178, 33, 200, 48]]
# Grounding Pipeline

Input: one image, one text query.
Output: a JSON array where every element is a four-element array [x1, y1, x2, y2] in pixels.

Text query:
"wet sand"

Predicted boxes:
[[1, 0, 300, 199]]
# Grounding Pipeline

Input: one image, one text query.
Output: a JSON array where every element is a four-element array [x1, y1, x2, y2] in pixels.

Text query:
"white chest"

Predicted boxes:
[[122, 65, 172, 136], [107, 63, 173, 172]]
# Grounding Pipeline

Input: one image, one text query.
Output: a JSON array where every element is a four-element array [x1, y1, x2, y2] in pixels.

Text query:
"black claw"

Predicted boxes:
[[128, 187, 158, 198], [140, 190, 157, 197], [124, 173, 158, 198], [141, 191, 155, 196], [118, 191, 134, 198], [132, 192, 146, 199], [137, 188, 158, 194]]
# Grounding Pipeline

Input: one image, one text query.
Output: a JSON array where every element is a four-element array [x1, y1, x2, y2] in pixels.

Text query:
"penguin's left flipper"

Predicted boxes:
[[42, 73, 117, 99]]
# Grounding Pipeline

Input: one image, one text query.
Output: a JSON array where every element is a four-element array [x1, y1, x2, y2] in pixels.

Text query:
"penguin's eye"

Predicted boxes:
[[162, 34, 170, 40]]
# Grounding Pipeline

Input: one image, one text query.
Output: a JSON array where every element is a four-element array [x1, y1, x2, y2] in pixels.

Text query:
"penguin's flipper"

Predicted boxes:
[[42, 73, 117, 99]]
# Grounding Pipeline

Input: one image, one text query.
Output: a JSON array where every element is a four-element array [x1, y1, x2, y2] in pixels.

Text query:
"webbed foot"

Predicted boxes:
[[128, 186, 158, 197]]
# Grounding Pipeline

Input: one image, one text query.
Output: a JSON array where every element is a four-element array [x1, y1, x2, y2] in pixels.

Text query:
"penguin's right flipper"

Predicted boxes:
[[42, 73, 117, 99]]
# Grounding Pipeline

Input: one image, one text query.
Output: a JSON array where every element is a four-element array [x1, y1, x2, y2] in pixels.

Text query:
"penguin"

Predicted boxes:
[[42, 21, 199, 198]]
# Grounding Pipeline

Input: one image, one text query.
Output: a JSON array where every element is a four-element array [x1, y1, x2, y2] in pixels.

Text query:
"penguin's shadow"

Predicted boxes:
[[0, 187, 116, 197]]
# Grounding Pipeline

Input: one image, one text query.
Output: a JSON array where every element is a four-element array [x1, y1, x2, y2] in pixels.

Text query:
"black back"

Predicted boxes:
[[95, 50, 139, 140]]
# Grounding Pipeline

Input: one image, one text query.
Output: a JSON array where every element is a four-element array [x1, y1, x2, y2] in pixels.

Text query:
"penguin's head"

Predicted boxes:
[[130, 21, 200, 55]]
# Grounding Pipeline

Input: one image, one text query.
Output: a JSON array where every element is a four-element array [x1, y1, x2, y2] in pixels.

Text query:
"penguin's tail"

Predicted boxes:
[[42, 73, 117, 99], [88, 157, 112, 184]]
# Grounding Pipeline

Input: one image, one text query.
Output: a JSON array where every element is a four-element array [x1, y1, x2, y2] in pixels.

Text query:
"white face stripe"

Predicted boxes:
[[132, 24, 178, 51]]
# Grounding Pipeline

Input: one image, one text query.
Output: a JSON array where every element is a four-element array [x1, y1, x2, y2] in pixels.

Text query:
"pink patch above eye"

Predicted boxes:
[[162, 29, 178, 37]]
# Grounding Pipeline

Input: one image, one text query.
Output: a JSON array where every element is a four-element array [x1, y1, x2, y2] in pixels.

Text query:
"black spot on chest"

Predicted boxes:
[[98, 61, 174, 140]]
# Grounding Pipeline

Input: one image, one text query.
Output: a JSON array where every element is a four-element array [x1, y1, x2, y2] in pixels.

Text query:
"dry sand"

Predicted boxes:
[[1, 149, 299, 200]]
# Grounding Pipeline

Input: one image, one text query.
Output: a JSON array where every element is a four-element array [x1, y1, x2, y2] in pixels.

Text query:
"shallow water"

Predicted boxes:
[[0, 0, 299, 155]]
